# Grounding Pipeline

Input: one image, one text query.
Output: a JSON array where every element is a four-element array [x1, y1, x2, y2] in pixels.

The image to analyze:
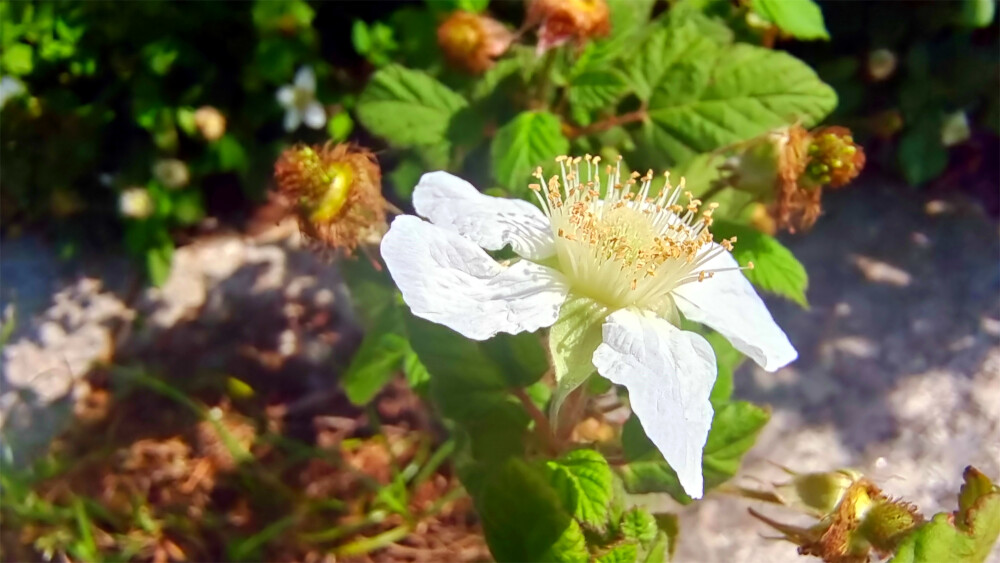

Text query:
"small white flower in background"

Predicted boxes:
[[152, 158, 190, 189], [380, 156, 798, 499], [119, 187, 154, 219], [0, 76, 26, 108], [277, 66, 326, 132]]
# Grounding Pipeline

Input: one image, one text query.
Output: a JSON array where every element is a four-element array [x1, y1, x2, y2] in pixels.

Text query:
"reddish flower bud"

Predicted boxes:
[[527, 0, 611, 53], [437, 11, 513, 74]]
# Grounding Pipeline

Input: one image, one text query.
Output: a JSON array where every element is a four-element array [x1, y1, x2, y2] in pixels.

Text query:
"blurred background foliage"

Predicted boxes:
[[1, 0, 996, 283]]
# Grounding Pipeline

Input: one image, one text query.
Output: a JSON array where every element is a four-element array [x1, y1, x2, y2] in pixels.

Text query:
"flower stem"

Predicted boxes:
[[513, 387, 558, 455], [566, 108, 648, 139]]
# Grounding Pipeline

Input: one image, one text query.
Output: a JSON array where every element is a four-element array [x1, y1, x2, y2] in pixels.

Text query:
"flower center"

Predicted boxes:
[[528, 155, 750, 313]]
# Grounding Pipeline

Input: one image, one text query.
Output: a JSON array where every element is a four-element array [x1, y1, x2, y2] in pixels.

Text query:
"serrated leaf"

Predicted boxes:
[[635, 42, 837, 167], [621, 508, 658, 545], [628, 22, 719, 103], [618, 402, 770, 502], [711, 220, 809, 307], [491, 111, 570, 193], [549, 295, 610, 420], [568, 69, 628, 125], [596, 541, 639, 563], [474, 458, 590, 563], [356, 64, 466, 154], [751, 0, 830, 41], [547, 449, 615, 532], [891, 467, 1000, 563]]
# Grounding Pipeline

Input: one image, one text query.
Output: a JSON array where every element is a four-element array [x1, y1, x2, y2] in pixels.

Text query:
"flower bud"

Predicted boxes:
[[194, 106, 227, 142], [805, 127, 865, 189], [527, 0, 610, 53], [119, 187, 154, 219], [273, 143, 386, 253], [748, 470, 924, 563], [152, 158, 190, 190], [437, 11, 513, 74]]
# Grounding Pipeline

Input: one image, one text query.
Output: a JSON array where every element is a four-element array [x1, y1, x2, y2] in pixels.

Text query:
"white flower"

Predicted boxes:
[[380, 156, 797, 499], [276, 66, 326, 132], [0, 76, 26, 108], [119, 187, 154, 219]]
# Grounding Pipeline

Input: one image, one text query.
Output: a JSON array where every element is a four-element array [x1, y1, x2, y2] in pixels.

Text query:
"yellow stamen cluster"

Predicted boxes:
[[529, 155, 750, 312]]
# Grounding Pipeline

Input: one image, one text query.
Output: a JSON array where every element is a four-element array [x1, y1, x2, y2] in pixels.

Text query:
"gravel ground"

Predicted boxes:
[[2, 177, 998, 562], [673, 180, 1000, 562]]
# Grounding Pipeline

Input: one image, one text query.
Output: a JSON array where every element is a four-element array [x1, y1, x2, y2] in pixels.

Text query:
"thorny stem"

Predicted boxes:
[[566, 108, 648, 139], [513, 387, 558, 455]]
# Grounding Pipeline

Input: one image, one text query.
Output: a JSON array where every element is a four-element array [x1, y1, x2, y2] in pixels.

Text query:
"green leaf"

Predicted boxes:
[[596, 541, 639, 563], [474, 458, 590, 563], [356, 64, 466, 153], [387, 154, 427, 200], [957, 0, 997, 28], [491, 111, 570, 193], [711, 220, 809, 307], [898, 118, 949, 186], [146, 237, 174, 287], [751, 0, 830, 41], [618, 402, 770, 502], [568, 70, 629, 125], [549, 295, 610, 420], [635, 39, 837, 167], [327, 111, 354, 142], [621, 508, 658, 545], [339, 257, 396, 328], [341, 307, 408, 405], [701, 401, 770, 489], [2, 43, 33, 76], [891, 468, 1000, 563], [405, 315, 546, 461], [699, 328, 744, 407], [627, 20, 720, 103], [547, 449, 615, 532]]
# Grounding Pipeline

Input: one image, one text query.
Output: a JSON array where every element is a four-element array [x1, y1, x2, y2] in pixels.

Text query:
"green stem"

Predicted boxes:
[[334, 524, 412, 557], [566, 108, 648, 139]]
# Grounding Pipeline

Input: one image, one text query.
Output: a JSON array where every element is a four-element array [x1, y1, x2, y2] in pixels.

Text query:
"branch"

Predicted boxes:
[[566, 108, 648, 139], [513, 387, 558, 455]]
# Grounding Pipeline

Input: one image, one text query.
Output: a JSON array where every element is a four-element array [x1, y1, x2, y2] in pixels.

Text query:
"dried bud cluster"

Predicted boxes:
[[437, 11, 513, 74], [720, 124, 865, 233], [527, 0, 610, 53], [274, 143, 386, 253], [747, 469, 924, 563]]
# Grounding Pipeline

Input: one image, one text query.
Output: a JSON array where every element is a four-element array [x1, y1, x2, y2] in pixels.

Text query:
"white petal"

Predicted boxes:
[[276, 85, 296, 107], [381, 215, 569, 341], [674, 243, 797, 371], [294, 66, 316, 93], [303, 101, 326, 129], [412, 171, 556, 261], [592, 309, 716, 499], [283, 109, 301, 132]]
